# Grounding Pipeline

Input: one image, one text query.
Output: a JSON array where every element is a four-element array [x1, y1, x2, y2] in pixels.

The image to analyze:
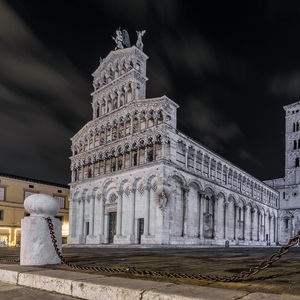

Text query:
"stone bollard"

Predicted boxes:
[[20, 194, 62, 265]]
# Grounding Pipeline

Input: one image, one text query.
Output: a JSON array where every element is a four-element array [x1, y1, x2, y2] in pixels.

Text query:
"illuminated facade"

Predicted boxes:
[[0, 173, 69, 246], [68, 31, 279, 246]]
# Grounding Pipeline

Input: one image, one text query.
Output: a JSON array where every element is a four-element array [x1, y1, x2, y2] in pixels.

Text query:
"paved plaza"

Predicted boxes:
[[0, 245, 300, 297]]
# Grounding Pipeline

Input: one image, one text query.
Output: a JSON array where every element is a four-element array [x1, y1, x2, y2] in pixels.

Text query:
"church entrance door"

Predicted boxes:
[[137, 218, 144, 244], [108, 212, 117, 243]]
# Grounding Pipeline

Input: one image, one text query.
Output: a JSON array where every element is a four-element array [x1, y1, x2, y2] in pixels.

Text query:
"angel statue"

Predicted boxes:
[[136, 30, 146, 51], [112, 28, 131, 50]]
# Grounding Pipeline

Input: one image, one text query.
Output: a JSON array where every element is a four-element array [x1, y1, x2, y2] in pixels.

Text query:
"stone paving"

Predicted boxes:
[[0, 245, 300, 297]]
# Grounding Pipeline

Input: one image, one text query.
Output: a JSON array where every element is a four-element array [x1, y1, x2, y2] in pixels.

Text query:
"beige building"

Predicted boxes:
[[0, 173, 69, 246]]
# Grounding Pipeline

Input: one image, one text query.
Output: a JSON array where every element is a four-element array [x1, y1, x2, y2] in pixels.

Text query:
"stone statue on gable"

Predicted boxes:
[[136, 30, 146, 51], [112, 28, 131, 50]]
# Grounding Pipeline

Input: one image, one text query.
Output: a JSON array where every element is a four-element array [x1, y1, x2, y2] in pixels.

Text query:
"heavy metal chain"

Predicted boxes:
[[45, 216, 300, 282]]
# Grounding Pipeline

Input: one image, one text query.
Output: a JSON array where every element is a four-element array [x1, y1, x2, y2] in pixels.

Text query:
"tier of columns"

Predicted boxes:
[[176, 143, 278, 207], [71, 142, 162, 182], [73, 112, 163, 156], [69, 190, 277, 245]]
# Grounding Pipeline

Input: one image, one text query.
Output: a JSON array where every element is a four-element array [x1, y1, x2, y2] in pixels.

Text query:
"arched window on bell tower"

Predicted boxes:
[[295, 157, 300, 167]]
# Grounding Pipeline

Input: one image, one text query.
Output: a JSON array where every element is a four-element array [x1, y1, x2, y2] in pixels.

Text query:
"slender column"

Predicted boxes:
[[81, 164, 84, 181], [130, 150, 133, 166], [79, 198, 84, 236], [144, 187, 150, 236], [104, 213, 108, 242], [197, 193, 201, 238], [137, 148, 140, 165], [153, 143, 157, 161], [257, 212, 260, 241], [105, 99, 108, 114], [117, 91, 120, 107], [211, 196, 215, 238], [71, 168, 75, 182], [161, 140, 165, 159], [242, 206, 246, 240], [116, 191, 123, 235], [182, 188, 189, 237], [185, 148, 188, 169], [233, 205, 237, 240], [99, 196, 104, 236], [130, 115, 134, 133], [117, 122, 120, 139], [130, 188, 136, 235], [207, 158, 210, 177], [122, 152, 125, 169], [138, 117, 141, 132], [223, 202, 228, 239], [199, 193, 204, 238], [227, 201, 235, 240], [244, 206, 251, 241], [89, 196, 95, 236], [268, 216, 272, 244], [104, 128, 107, 143], [250, 209, 254, 241], [69, 198, 76, 238], [92, 161, 95, 177], [145, 147, 148, 163]]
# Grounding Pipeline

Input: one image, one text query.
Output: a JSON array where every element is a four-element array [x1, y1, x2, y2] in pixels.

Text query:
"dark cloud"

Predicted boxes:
[[1, 0, 299, 184], [268, 71, 300, 99], [0, 0, 91, 183]]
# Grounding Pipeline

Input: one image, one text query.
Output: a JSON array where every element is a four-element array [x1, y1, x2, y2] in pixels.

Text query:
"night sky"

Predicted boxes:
[[1, 0, 299, 185]]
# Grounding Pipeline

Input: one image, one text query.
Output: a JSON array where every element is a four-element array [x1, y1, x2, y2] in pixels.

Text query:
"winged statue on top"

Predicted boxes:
[[112, 28, 131, 50]]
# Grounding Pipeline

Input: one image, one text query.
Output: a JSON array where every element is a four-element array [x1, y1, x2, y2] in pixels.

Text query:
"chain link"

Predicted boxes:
[[43, 216, 299, 282]]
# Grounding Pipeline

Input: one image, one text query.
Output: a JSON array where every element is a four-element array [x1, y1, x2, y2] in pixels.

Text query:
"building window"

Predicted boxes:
[[29, 185, 34, 188], [0, 187, 5, 201], [54, 195, 65, 209], [24, 191, 37, 200], [283, 192, 285, 199], [285, 218, 289, 229], [296, 157, 300, 167], [0, 210, 3, 220]]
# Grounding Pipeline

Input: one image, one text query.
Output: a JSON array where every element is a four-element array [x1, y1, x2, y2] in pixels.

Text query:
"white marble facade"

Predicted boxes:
[[68, 31, 279, 246]]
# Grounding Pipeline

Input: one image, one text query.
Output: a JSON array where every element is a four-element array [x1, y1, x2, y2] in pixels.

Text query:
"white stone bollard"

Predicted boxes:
[[20, 194, 62, 265]]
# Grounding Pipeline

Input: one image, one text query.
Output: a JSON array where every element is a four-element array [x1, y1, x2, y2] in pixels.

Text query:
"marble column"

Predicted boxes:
[[144, 187, 151, 236], [116, 191, 123, 236], [129, 188, 136, 237], [199, 193, 204, 239], [89, 196, 95, 236], [79, 198, 84, 237]]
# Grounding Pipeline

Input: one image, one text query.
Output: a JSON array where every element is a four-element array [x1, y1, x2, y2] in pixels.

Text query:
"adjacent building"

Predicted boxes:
[[264, 102, 300, 244], [0, 173, 70, 246], [68, 30, 279, 246]]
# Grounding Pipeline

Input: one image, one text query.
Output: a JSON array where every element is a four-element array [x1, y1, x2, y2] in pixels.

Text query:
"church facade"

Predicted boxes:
[[68, 30, 279, 246]]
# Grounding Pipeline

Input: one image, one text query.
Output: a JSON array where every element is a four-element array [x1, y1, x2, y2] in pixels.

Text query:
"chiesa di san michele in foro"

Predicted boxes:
[[68, 29, 299, 247]]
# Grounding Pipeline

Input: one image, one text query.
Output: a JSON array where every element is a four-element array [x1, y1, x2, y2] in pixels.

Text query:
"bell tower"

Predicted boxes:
[[283, 101, 300, 184]]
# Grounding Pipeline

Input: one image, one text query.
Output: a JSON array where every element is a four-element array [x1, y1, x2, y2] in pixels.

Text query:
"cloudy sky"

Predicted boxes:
[[1, 0, 300, 185]]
